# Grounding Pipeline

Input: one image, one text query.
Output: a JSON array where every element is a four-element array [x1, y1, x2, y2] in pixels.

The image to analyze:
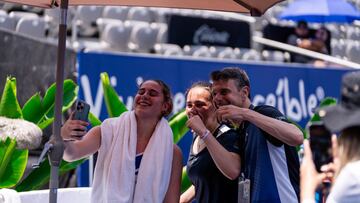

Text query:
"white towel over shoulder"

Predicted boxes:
[[91, 111, 174, 203]]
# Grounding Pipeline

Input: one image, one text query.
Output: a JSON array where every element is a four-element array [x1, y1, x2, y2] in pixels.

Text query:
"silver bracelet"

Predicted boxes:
[[200, 130, 210, 140]]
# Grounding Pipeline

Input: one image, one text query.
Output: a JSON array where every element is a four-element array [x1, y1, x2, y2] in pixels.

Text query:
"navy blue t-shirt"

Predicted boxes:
[[240, 105, 300, 203], [187, 124, 240, 203]]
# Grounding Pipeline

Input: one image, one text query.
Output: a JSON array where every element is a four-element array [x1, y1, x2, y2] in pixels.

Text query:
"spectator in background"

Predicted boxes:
[[287, 20, 313, 63], [296, 26, 330, 55], [61, 80, 182, 203], [180, 82, 240, 203], [309, 26, 332, 67], [301, 71, 360, 203], [211, 67, 303, 203], [311, 26, 330, 54]]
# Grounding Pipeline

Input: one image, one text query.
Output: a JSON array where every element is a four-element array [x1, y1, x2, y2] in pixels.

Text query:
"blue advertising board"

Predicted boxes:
[[77, 51, 348, 127], [76, 51, 350, 186]]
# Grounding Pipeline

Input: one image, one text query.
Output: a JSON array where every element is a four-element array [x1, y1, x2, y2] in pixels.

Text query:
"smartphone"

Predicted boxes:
[[309, 122, 333, 172], [74, 100, 90, 122]]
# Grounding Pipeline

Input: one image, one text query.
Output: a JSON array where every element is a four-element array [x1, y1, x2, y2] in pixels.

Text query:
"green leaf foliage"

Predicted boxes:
[[0, 137, 28, 188], [169, 110, 189, 143], [0, 77, 23, 119], [309, 97, 337, 123], [180, 166, 191, 193], [304, 97, 337, 139], [89, 112, 101, 127], [2, 78, 80, 190], [101, 72, 127, 117], [15, 158, 86, 192], [22, 93, 43, 124], [29, 79, 78, 129]]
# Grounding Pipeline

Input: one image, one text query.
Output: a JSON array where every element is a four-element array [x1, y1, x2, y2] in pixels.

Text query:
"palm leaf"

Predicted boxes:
[[0, 77, 22, 119], [304, 97, 337, 139], [309, 97, 337, 123], [15, 158, 85, 191], [169, 110, 189, 143], [101, 72, 127, 117], [168, 110, 191, 192], [0, 137, 28, 188], [36, 80, 78, 129], [88, 112, 101, 127], [12, 79, 80, 190], [22, 93, 43, 124], [180, 166, 191, 193]]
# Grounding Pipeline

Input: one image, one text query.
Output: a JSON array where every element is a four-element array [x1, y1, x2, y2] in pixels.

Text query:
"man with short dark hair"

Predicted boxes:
[[211, 67, 303, 203]]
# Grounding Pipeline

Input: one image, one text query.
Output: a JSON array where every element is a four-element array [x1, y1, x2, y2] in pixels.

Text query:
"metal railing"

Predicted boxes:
[[252, 36, 360, 69]]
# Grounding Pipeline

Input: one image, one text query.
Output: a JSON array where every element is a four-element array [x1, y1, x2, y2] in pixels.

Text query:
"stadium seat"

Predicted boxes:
[[183, 45, 207, 55], [96, 18, 123, 34], [75, 6, 103, 37], [346, 26, 360, 41], [101, 21, 132, 51], [217, 47, 239, 59], [21, 5, 43, 14], [192, 47, 212, 58], [262, 50, 286, 62], [129, 22, 159, 52], [127, 7, 154, 23], [242, 49, 262, 61], [153, 22, 168, 44], [16, 17, 46, 38], [44, 7, 75, 38], [326, 24, 343, 40], [0, 10, 6, 16], [154, 43, 183, 56], [346, 40, 360, 63], [331, 39, 347, 59], [182, 45, 213, 58], [44, 6, 75, 24], [76, 6, 103, 25], [0, 10, 16, 30], [150, 7, 172, 23], [9, 11, 38, 22], [103, 6, 129, 21]]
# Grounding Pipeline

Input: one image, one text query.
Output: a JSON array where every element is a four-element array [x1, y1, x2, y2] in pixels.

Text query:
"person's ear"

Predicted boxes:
[[241, 86, 250, 101], [162, 102, 170, 116]]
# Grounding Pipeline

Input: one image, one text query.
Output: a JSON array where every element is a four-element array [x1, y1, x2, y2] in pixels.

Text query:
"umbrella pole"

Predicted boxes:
[[48, 0, 69, 202]]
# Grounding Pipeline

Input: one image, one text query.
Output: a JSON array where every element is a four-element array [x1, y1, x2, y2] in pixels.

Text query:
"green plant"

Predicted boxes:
[[0, 137, 28, 188], [14, 79, 80, 191], [304, 97, 337, 139], [308, 97, 337, 124], [0, 76, 78, 189]]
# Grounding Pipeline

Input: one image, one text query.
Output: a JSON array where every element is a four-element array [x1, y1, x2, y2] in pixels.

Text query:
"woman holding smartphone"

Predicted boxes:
[[61, 80, 182, 203], [301, 71, 360, 203]]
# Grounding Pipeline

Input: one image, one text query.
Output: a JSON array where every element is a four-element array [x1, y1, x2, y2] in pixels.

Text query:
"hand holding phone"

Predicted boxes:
[[309, 121, 333, 172]]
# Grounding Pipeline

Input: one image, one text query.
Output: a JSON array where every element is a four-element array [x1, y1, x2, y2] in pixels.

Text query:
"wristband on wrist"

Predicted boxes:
[[200, 130, 210, 140]]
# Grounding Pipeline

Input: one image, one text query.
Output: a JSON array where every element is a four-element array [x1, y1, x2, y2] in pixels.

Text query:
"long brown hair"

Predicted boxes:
[[338, 127, 360, 171]]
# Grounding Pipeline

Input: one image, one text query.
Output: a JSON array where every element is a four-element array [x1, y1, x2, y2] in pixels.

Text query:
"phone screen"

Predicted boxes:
[[309, 122, 333, 172]]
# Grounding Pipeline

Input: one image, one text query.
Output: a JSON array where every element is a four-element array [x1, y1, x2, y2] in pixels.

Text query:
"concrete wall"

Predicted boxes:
[[0, 28, 77, 106]]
